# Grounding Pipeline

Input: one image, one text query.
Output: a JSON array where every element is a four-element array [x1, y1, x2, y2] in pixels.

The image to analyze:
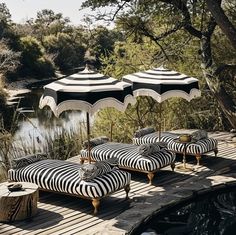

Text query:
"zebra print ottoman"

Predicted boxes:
[[80, 142, 176, 184], [167, 138, 218, 165], [8, 159, 131, 214], [132, 131, 218, 165]]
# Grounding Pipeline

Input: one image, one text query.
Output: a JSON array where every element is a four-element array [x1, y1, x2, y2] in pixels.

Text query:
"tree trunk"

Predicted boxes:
[[205, 0, 236, 50], [200, 34, 236, 129]]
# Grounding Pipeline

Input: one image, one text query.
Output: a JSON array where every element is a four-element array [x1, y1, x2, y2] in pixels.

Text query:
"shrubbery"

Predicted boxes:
[[18, 36, 54, 77]]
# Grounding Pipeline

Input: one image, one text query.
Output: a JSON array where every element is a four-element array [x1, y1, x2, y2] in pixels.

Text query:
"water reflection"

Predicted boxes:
[[12, 89, 86, 149], [139, 188, 236, 235]]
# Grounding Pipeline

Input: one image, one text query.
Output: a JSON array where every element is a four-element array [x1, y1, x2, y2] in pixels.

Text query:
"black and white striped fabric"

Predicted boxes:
[[80, 143, 176, 172], [8, 159, 131, 199], [167, 138, 218, 154], [133, 132, 178, 145], [39, 66, 136, 117], [12, 153, 48, 169], [133, 132, 218, 155], [123, 66, 201, 102]]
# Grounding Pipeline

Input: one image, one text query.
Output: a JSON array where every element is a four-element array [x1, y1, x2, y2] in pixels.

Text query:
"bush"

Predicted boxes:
[[43, 33, 86, 71], [34, 57, 55, 77], [18, 36, 54, 77]]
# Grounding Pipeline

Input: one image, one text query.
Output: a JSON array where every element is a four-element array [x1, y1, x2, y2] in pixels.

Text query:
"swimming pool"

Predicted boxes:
[[135, 186, 236, 235]]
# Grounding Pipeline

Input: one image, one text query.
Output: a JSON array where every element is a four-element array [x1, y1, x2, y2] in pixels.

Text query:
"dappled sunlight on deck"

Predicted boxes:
[[1, 132, 236, 234]]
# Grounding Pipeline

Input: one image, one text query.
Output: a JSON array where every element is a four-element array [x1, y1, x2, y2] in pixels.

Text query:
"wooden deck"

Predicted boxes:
[[1, 131, 236, 235]]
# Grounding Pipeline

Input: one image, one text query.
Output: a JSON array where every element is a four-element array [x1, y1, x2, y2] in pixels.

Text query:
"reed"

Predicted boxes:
[[0, 117, 86, 180], [11, 123, 85, 160]]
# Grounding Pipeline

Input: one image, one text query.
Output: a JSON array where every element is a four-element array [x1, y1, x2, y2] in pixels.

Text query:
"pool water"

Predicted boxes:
[[138, 187, 236, 235]]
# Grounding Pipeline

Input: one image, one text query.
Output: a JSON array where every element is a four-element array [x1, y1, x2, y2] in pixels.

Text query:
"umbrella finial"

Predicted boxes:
[[81, 63, 94, 74], [159, 64, 165, 69], [85, 63, 90, 71]]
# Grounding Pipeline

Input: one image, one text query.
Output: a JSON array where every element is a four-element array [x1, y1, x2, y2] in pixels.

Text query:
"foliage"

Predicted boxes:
[[84, 26, 123, 67], [18, 36, 54, 77], [0, 105, 22, 174], [0, 3, 19, 50], [83, 0, 236, 130], [0, 40, 21, 76], [43, 32, 86, 71], [31, 9, 71, 39], [0, 2, 12, 39], [43, 129, 82, 160], [92, 34, 227, 141]]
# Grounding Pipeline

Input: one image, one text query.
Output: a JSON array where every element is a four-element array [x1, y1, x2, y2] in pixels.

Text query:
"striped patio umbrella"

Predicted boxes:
[[123, 66, 201, 136], [39, 65, 136, 162]]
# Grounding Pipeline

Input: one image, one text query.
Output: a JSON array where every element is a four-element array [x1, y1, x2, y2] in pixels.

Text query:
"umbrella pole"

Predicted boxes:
[[86, 112, 91, 164], [110, 121, 113, 142], [158, 103, 162, 140]]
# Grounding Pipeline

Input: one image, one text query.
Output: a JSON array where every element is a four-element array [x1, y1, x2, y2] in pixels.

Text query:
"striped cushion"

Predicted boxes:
[[138, 143, 161, 156], [80, 143, 176, 172], [12, 153, 48, 169], [133, 132, 178, 145], [83, 136, 109, 149], [8, 159, 131, 199], [78, 161, 116, 181], [167, 138, 218, 154], [134, 127, 155, 138]]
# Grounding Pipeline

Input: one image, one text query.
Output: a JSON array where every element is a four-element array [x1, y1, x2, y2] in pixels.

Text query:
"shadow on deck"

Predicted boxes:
[[1, 131, 236, 235]]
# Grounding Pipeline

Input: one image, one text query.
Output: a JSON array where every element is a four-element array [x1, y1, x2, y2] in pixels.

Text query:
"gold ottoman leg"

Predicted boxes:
[[80, 158, 85, 164], [171, 163, 175, 171], [92, 198, 100, 215], [147, 172, 155, 185], [124, 184, 130, 199], [196, 153, 201, 165]]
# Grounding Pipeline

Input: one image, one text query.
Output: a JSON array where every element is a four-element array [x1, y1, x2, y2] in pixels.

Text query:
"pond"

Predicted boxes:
[[137, 186, 236, 235], [6, 88, 86, 153]]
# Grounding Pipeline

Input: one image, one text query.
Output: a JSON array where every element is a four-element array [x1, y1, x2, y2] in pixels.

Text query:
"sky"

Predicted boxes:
[[2, 0, 107, 26]]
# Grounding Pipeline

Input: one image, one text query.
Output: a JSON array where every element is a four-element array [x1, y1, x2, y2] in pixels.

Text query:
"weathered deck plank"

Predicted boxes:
[[1, 131, 236, 235]]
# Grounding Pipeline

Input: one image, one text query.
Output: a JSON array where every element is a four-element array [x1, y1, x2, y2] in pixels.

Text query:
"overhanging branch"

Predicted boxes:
[[205, 0, 236, 49]]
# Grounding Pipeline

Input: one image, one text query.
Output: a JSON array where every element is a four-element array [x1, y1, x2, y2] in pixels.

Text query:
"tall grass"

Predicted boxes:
[[11, 123, 86, 160], [0, 113, 87, 183]]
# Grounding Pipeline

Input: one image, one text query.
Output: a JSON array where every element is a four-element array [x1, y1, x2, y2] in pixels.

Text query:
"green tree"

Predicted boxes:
[[18, 36, 54, 77], [0, 40, 21, 78], [0, 3, 12, 39], [93, 38, 223, 141], [83, 24, 123, 68], [82, 0, 236, 130], [0, 3, 19, 49], [43, 32, 86, 71], [31, 9, 72, 42]]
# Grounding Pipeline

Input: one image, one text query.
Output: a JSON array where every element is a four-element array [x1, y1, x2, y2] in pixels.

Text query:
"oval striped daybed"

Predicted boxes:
[[8, 157, 131, 214], [80, 142, 176, 184], [133, 129, 218, 166]]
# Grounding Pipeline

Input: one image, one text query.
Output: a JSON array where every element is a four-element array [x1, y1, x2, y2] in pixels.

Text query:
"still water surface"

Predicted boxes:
[[139, 187, 236, 235], [11, 89, 85, 149]]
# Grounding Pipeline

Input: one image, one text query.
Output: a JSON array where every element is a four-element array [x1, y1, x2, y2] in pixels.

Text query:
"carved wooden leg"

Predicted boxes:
[[171, 163, 175, 171], [196, 153, 201, 165], [124, 184, 130, 199], [80, 158, 85, 164], [92, 198, 100, 215], [214, 148, 218, 157], [147, 172, 155, 185]]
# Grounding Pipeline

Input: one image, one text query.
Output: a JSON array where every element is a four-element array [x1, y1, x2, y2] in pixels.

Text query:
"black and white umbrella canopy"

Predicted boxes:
[[39, 66, 136, 117], [123, 66, 201, 102]]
